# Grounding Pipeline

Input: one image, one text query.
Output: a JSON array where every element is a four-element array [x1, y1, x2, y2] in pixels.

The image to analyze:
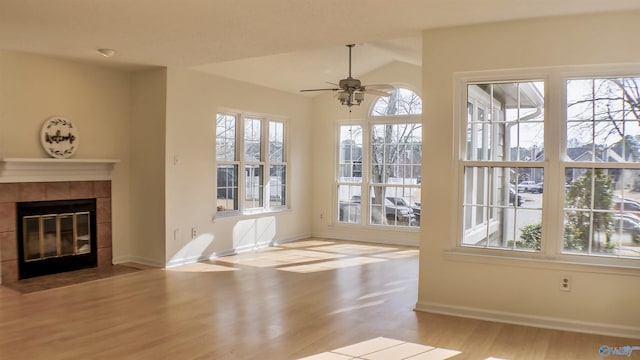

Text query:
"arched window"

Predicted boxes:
[[336, 87, 423, 228], [371, 87, 422, 116]]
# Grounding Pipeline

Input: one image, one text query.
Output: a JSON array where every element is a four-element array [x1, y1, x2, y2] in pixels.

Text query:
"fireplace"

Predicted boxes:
[[0, 179, 114, 283], [17, 198, 97, 279]]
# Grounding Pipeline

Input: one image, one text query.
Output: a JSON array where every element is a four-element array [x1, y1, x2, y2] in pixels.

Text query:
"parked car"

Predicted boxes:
[[386, 197, 421, 224], [532, 182, 544, 193], [347, 196, 416, 225], [613, 199, 640, 213], [517, 180, 540, 193], [613, 195, 640, 207], [612, 214, 640, 243]]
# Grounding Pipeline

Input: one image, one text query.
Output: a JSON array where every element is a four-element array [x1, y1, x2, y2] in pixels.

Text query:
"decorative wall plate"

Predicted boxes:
[[40, 116, 79, 159]]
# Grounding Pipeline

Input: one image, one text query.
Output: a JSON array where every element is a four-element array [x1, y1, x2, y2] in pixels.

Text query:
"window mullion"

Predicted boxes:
[[543, 71, 562, 257], [237, 114, 246, 212], [363, 122, 371, 225], [262, 119, 269, 210]]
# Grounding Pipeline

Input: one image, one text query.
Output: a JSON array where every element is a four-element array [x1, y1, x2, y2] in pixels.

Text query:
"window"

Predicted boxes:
[[457, 70, 640, 264], [337, 124, 363, 224], [461, 81, 544, 250], [216, 113, 238, 212], [244, 117, 263, 210], [371, 87, 422, 116], [563, 77, 640, 259], [337, 87, 422, 228], [216, 112, 287, 215], [269, 121, 286, 208]]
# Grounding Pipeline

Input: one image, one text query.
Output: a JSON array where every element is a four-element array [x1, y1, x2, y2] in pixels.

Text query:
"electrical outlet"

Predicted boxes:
[[191, 227, 197, 239], [173, 229, 180, 241], [560, 275, 572, 291], [320, 213, 324, 220]]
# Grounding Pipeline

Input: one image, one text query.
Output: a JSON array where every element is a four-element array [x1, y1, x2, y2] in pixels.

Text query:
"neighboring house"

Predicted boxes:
[[565, 144, 640, 187]]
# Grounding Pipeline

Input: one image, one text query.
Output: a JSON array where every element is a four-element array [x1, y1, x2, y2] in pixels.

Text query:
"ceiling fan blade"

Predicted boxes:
[[364, 88, 391, 97], [364, 84, 394, 91], [300, 88, 340, 92]]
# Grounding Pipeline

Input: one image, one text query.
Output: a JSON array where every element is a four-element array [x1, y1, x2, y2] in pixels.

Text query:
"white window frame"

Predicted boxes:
[[464, 86, 504, 239], [334, 118, 422, 230], [336, 123, 365, 225], [216, 112, 240, 214], [451, 66, 640, 270], [216, 111, 288, 217], [334, 87, 423, 230], [368, 119, 422, 228]]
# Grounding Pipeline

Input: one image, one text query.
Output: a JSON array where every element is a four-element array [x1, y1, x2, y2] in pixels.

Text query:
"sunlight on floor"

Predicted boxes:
[[297, 337, 461, 360], [328, 300, 386, 315], [165, 262, 238, 272], [278, 257, 387, 273], [312, 244, 399, 255], [217, 249, 348, 268], [357, 287, 407, 300], [373, 249, 420, 259], [276, 240, 337, 247], [169, 240, 418, 274]]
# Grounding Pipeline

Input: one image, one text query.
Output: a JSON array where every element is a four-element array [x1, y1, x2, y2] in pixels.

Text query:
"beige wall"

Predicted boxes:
[[418, 12, 640, 337], [127, 68, 168, 266], [0, 52, 315, 269], [311, 61, 422, 245], [164, 68, 313, 265], [4, 13, 638, 337], [0, 51, 132, 263]]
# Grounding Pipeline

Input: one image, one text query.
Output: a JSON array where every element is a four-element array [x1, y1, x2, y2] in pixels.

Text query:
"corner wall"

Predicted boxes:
[[127, 68, 167, 266], [418, 12, 640, 338], [163, 68, 313, 266], [0, 51, 132, 266], [310, 61, 422, 246]]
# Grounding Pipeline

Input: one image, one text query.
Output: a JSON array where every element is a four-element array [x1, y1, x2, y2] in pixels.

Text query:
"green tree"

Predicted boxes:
[[518, 223, 542, 250], [563, 169, 614, 251]]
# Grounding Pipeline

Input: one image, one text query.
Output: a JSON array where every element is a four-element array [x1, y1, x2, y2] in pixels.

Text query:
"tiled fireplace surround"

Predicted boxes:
[[0, 181, 112, 283]]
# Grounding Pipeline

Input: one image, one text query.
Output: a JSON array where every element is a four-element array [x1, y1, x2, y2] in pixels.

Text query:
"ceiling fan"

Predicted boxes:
[[300, 44, 393, 108]]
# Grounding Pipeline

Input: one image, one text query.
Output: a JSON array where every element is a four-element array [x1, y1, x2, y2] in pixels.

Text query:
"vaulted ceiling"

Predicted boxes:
[[1, 0, 639, 94]]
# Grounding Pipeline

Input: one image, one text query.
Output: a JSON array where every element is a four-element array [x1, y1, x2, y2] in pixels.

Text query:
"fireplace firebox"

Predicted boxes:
[[17, 199, 97, 279]]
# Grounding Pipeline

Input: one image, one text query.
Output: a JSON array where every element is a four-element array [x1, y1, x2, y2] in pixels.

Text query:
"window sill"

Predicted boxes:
[[444, 248, 640, 276], [214, 207, 291, 221], [330, 221, 420, 233]]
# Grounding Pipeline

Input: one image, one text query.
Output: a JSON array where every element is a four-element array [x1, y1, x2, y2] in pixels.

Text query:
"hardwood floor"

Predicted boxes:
[[0, 238, 636, 359]]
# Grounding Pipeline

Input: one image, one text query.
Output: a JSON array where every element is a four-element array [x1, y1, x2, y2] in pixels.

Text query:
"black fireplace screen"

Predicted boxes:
[[17, 199, 97, 279]]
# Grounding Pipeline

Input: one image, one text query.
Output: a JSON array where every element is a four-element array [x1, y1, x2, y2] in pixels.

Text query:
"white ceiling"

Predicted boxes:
[[194, 37, 423, 95], [1, 0, 639, 94]]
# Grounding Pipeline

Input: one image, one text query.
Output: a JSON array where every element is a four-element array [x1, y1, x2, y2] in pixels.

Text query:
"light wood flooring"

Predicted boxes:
[[0, 238, 636, 359]]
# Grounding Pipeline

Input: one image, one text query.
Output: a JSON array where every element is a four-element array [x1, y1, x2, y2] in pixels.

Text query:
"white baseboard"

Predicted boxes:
[[113, 255, 165, 268], [310, 231, 418, 247], [164, 233, 313, 268], [165, 243, 265, 268], [415, 301, 640, 340], [271, 233, 313, 245]]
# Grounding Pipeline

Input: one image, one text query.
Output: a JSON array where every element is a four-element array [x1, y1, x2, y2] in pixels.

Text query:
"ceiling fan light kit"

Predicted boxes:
[[301, 44, 392, 108], [337, 90, 365, 107]]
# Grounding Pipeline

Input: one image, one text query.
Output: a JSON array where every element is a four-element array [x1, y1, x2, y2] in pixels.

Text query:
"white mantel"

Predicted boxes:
[[0, 158, 119, 183]]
